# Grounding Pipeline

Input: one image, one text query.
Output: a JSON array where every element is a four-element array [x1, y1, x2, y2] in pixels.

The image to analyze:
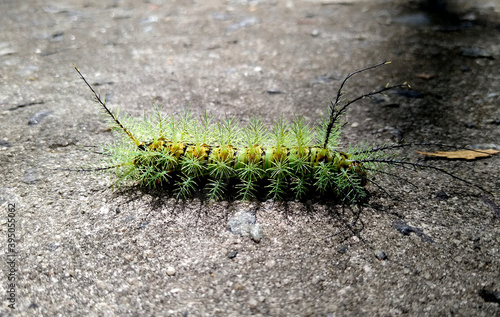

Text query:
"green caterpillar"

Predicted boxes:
[[75, 62, 415, 201]]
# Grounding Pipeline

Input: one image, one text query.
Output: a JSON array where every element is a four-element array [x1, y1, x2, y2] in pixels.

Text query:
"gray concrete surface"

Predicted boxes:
[[1, 0, 499, 316]]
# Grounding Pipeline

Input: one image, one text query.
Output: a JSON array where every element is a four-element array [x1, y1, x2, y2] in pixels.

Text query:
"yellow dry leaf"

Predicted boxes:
[[416, 149, 499, 160]]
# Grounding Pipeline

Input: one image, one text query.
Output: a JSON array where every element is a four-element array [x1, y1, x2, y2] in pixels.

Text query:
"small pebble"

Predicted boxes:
[[435, 190, 449, 201], [265, 259, 276, 268], [337, 245, 348, 254], [267, 88, 282, 94], [228, 251, 238, 259], [28, 111, 53, 125], [374, 250, 387, 260], [234, 283, 244, 291], [166, 266, 176, 276], [123, 254, 133, 261], [0, 139, 12, 148], [247, 297, 258, 308], [249, 224, 264, 243], [227, 210, 256, 235], [136, 221, 150, 229]]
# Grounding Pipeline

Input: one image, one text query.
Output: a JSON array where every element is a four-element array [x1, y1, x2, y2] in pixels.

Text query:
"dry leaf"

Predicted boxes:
[[416, 149, 499, 160]]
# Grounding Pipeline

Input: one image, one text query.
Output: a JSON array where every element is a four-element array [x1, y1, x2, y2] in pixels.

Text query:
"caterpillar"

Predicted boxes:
[[73, 62, 487, 202]]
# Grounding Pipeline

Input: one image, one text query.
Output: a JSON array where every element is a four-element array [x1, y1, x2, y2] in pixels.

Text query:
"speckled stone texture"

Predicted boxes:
[[0, 0, 499, 316]]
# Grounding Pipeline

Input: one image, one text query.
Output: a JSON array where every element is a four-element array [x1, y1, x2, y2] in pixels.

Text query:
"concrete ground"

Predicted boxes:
[[1, 0, 499, 316]]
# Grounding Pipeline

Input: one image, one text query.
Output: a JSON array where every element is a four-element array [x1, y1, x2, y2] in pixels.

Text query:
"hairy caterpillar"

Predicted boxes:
[[74, 62, 486, 202]]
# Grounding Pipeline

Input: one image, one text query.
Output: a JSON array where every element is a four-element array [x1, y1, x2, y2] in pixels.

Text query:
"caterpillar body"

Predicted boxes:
[[75, 62, 422, 202]]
